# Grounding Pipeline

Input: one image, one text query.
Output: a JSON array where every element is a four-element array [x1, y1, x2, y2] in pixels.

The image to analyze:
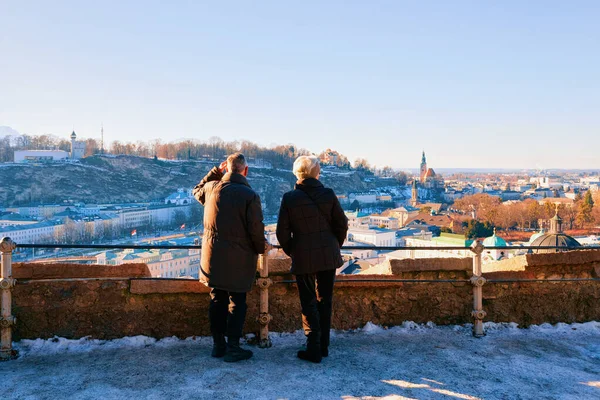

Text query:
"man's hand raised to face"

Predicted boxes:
[[218, 161, 228, 174]]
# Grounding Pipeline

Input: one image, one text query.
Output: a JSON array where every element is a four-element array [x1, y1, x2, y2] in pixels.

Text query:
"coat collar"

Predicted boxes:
[[222, 172, 251, 187], [295, 177, 323, 190]]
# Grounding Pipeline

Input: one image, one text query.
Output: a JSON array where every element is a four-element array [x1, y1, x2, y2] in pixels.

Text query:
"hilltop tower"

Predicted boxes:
[[70, 130, 85, 159], [420, 151, 427, 183], [70, 131, 77, 159]]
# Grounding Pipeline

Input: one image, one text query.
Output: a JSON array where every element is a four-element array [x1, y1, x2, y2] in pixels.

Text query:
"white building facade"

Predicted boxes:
[[347, 227, 396, 247], [96, 248, 201, 279], [0, 222, 58, 244], [14, 150, 69, 163]]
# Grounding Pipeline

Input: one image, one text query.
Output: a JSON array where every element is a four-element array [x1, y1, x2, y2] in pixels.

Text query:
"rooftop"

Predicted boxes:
[[3, 322, 598, 399]]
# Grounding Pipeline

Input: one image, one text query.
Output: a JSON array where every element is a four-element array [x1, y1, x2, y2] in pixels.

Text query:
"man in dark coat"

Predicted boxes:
[[276, 155, 348, 363], [193, 152, 266, 362]]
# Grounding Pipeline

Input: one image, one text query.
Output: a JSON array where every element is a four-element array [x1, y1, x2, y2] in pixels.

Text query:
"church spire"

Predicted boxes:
[[419, 150, 428, 183], [411, 179, 419, 207]]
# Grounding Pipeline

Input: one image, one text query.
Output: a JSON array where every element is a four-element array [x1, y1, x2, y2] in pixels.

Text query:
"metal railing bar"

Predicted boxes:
[[276, 278, 600, 284], [277, 279, 470, 283], [14, 243, 595, 251], [487, 278, 600, 283], [131, 277, 200, 281], [16, 244, 202, 250]]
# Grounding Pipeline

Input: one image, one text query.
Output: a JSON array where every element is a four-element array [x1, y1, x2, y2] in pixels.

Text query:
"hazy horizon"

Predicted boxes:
[[2, 2, 598, 169]]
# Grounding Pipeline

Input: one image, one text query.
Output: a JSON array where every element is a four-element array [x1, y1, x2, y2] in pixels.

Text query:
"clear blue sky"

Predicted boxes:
[[1, 1, 598, 169]]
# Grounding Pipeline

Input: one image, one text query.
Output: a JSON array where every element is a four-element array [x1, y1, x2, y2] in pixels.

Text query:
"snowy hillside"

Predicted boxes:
[[0, 155, 403, 213]]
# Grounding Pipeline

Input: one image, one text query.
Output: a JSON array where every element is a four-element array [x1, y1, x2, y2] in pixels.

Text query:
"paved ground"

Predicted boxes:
[[2, 322, 599, 399]]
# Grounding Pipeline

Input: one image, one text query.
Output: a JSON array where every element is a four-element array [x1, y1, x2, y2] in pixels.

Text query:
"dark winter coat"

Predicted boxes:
[[276, 178, 348, 275], [193, 167, 266, 293]]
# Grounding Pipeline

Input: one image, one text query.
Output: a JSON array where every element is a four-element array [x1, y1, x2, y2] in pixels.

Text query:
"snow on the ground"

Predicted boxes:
[[2, 322, 599, 400]]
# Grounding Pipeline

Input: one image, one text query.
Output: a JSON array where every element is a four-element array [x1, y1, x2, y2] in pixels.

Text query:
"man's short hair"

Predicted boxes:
[[293, 155, 320, 180], [227, 152, 247, 174]]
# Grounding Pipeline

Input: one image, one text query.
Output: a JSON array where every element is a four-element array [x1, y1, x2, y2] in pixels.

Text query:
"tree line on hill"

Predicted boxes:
[[1, 132, 408, 181]]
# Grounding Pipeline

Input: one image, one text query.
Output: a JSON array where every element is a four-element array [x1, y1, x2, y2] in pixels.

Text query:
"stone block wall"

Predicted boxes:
[[13, 262, 151, 279], [8, 250, 600, 340]]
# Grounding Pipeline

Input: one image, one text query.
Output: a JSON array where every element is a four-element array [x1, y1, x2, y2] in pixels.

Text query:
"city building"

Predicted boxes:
[[531, 176, 563, 190], [6, 205, 68, 219], [386, 233, 473, 260], [385, 206, 420, 227], [0, 212, 39, 227], [347, 227, 396, 247], [395, 227, 433, 246], [75, 205, 101, 216], [345, 211, 370, 228], [96, 246, 201, 279], [368, 216, 399, 229], [348, 192, 377, 204], [482, 229, 509, 262], [419, 151, 444, 190], [118, 204, 192, 229], [405, 212, 459, 233], [376, 193, 392, 202], [165, 188, 194, 205], [0, 221, 60, 244], [14, 150, 69, 163]]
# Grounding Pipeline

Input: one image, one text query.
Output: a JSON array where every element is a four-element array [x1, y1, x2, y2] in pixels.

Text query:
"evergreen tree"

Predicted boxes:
[[463, 220, 494, 239], [576, 191, 595, 228], [584, 190, 595, 208]]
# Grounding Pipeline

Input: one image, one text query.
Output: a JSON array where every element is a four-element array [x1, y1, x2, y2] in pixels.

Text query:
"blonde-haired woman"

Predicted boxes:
[[276, 156, 348, 363]]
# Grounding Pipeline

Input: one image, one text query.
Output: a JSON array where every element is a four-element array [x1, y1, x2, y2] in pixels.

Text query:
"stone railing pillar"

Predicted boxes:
[[470, 241, 486, 337], [0, 237, 17, 360], [256, 252, 272, 348]]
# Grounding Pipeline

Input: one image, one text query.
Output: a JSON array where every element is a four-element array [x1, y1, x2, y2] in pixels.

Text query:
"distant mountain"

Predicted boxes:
[[0, 126, 21, 137]]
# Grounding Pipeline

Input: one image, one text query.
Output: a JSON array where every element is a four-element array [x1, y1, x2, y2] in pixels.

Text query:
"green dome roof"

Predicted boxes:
[[483, 229, 508, 247]]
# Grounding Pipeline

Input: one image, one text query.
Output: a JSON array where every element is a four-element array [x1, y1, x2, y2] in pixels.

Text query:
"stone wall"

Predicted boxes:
[[13, 262, 151, 279], [9, 251, 600, 340], [13, 279, 261, 340]]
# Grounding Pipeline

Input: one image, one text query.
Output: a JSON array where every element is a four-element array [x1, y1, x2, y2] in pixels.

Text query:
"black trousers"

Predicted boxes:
[[295, 269, 336, 347], [209, 288, 247, 338]]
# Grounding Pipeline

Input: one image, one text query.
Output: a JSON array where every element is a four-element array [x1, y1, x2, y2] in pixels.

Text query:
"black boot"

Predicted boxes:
[[211, 334, 226, 358], [320, 328, 330, 357], [224, 337, 253, 362], [297, 333, 322, 363]]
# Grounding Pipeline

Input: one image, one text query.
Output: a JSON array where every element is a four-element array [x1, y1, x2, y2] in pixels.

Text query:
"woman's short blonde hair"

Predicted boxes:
[[293, 155, 320, 180]]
